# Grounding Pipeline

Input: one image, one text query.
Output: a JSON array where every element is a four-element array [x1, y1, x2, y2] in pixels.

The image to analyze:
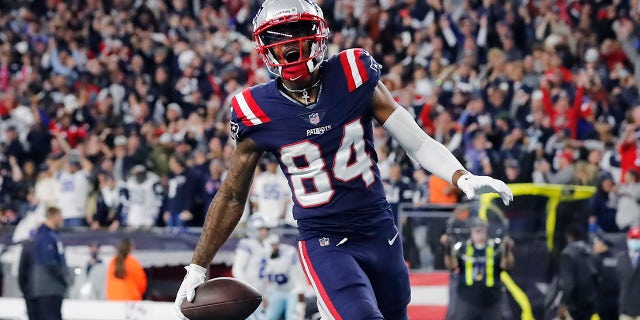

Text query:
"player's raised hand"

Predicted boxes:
[[174, 264, 207, 320], [457, 174, 513, 205]]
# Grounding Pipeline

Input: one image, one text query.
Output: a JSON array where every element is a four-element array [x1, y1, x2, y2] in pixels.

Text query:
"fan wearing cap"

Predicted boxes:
[[447, 217, 514, 320], [617, 226, 640, 319], [533, 149, 576, 185]]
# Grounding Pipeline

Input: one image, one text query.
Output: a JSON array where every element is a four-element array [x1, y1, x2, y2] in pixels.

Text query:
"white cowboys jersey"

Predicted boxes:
[[232, 238, 270, 294], [250, 171, 291, 227], [57, 170, 90, 219], [121, 173, 163, 227], [263, 243, 306, 294]]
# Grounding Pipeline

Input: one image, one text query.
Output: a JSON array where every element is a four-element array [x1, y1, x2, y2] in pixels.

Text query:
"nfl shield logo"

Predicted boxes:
[[309, 113, 320, 125], [319, 237, 330, 247]]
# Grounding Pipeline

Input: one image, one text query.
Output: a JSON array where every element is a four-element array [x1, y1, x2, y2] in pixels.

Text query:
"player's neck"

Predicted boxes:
[[280, 72, 321, 105]]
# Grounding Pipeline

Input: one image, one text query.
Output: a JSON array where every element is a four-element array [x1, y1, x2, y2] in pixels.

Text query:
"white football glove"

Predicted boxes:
[[174, 264, 207, 320], [457, 174, 513, 205]]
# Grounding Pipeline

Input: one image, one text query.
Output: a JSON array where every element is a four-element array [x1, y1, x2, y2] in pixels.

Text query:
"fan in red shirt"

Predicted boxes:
[[540, 71, 590, 139], [49, 114, 88, 148], [618, 107, 640, 183]]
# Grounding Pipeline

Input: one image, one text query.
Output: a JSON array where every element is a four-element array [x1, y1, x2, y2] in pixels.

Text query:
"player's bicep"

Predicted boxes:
[[371, 80, 401, 125]]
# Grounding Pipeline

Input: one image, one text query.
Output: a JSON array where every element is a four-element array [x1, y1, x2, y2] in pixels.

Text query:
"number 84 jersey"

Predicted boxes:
[[231, 49, 389, 232]]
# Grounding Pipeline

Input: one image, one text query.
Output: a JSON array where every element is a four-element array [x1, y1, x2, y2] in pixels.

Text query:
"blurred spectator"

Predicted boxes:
[[533, 150, 576, 185], [81, 242, 106, 301], [106, 238, 147, 301], [120, 165, 163, 228], [575, 149, 603, 186], [463, 125, 495, 177], [201, 159, 225, 214], [617, 226, 640, 320], [616, 169, 640, 230], [384, 163, 414, 225], [3, 125, 26, 161], [164, 155, 199, 227], [90, 171, 121, 231], [56, 152, 90, 227], [557, 224, 598, 320], [446, 217, 514, 320], [590, 172, 619, 233], [31, 207, 69, 320], [427, 174, 458, 205], [592, 234, 619, 320], [250, 154, 291, 228], [617, 108, 640, 182], [411, 169, 429, 206]]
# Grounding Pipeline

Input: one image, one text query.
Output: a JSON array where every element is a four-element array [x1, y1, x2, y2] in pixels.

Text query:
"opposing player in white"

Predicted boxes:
[[120, 165, 163, 228], [262, 235, 307, 320], [251, 155, 291, 228], [231, 214, 272, 319]]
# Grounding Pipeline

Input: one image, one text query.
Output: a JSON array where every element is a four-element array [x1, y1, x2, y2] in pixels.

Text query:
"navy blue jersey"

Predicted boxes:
[[231, 49, 391, 237]]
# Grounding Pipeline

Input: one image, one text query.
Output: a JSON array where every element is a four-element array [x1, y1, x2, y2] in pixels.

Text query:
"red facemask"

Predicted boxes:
[[281, 63, 311, 81]]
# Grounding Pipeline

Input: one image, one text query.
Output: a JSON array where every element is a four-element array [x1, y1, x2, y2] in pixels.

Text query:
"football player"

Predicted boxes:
[[262, 235, 307, 320], [175, 0, 513, 318]]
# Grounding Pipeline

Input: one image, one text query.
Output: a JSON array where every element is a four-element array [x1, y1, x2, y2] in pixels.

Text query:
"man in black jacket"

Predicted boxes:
[[617, 226, 640, 320], [18, 237, 37, 320], [593, 234, 619, 320], [31, 207, 69, 320], [557, 224, 598, 320]]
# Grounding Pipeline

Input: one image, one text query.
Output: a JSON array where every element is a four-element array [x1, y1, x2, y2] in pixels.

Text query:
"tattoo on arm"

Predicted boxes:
[[191, 139, 263, 267]]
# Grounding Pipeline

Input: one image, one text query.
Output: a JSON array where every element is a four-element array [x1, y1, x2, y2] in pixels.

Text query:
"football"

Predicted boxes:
[[180, 277, 262, 320]]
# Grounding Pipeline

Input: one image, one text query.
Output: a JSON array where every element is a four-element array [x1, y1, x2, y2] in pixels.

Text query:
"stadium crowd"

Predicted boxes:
[[0, 0, 639, 236]]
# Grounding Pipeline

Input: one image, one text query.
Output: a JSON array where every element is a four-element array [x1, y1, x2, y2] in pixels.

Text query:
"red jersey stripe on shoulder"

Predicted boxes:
[[339, 49, 368, 92], [353, 49, 369, 85], [241, 89, 271, 124], [231, 96, 253, 127], [339, 51, 356, 92], [232, 89, 271, 126]]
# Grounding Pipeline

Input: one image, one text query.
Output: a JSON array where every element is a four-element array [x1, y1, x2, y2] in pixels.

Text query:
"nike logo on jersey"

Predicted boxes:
[[306, 125, 332, 136], [388, 232, 399, 246]]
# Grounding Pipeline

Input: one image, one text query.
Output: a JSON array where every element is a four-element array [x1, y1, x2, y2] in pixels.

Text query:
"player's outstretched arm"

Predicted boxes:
[[370, 81, 513, 205], [175, 138, 263, 319]]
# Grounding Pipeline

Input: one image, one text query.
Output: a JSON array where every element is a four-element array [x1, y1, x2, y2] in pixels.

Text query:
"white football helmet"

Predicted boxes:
[[252, 0, 329, 81], [246, 214, 269, 239]]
